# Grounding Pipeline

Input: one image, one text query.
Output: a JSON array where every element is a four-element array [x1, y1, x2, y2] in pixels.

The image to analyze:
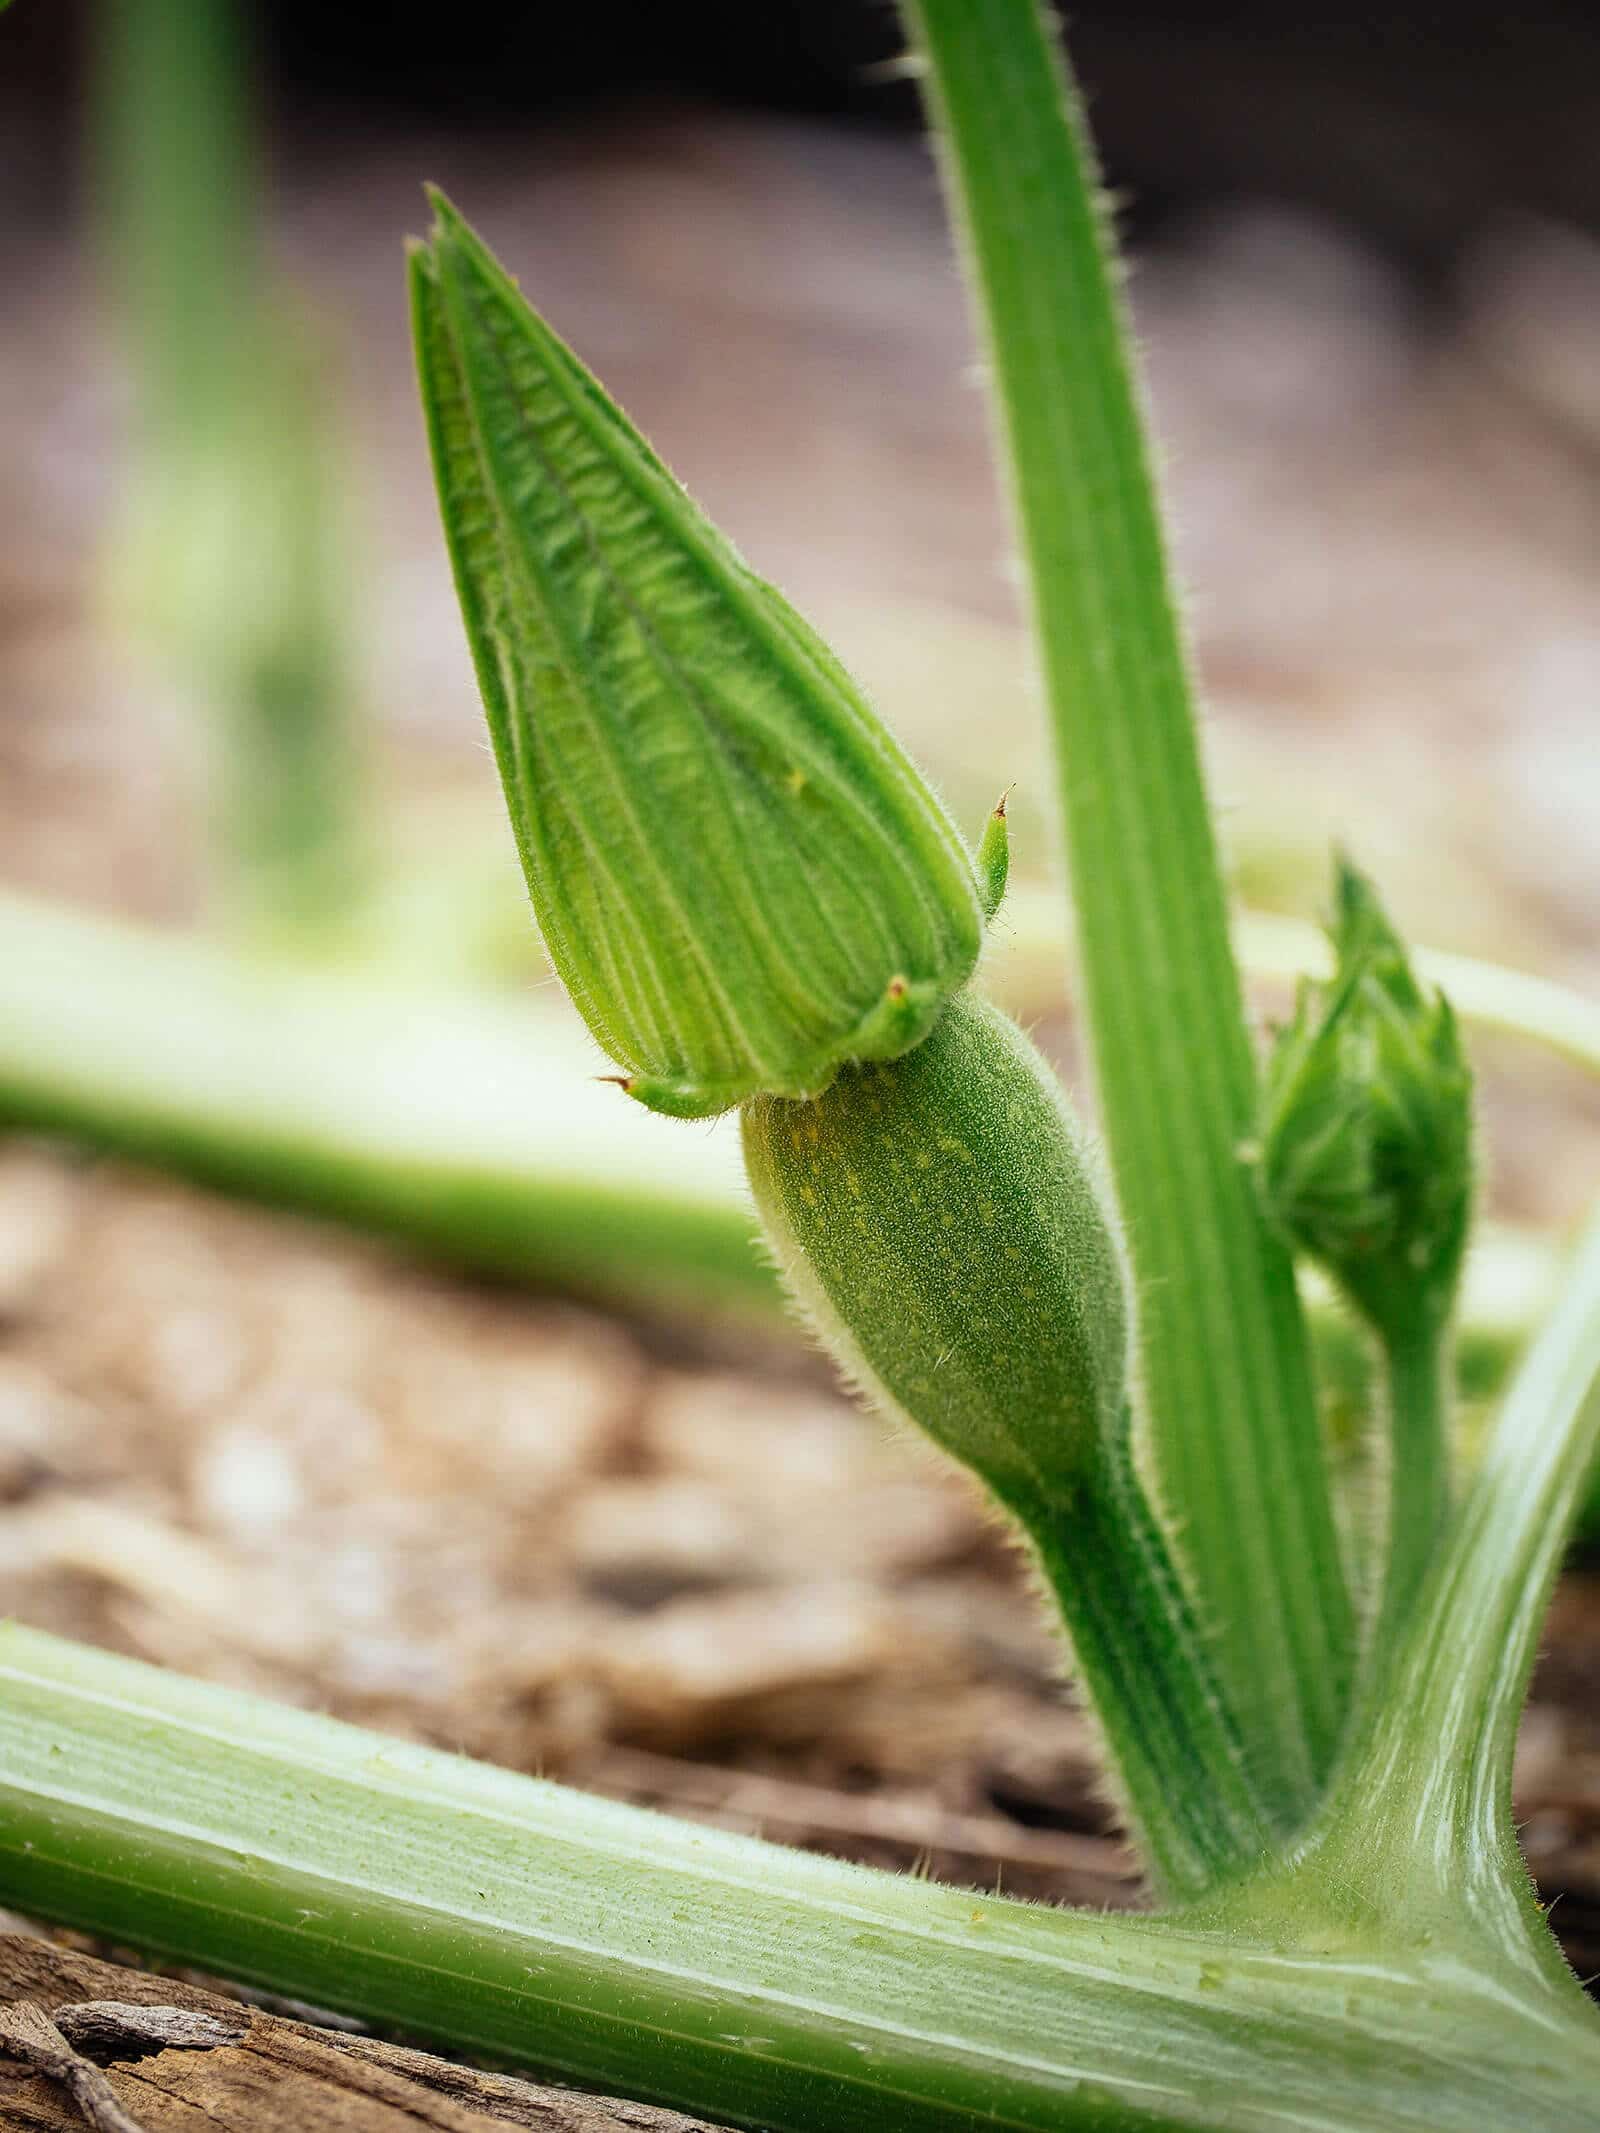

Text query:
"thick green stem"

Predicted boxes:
[[1303, 1209, 1600, 1995], [1020, 1431, 1271, 1891], [904, 0, 1351, 1818], [3, 1624, 1599, 2133]]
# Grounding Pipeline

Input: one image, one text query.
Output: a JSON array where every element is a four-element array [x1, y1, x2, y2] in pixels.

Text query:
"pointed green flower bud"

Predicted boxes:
[[409, 192, 989, 1119], [1256, 860, 1473, 1337]]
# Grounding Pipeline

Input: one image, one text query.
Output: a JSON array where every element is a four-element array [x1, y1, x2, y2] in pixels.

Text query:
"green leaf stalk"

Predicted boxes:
[[902, 0, 1353, 1823], [5, 1614, 1600, 2133], [0, 884, 770, 1320]]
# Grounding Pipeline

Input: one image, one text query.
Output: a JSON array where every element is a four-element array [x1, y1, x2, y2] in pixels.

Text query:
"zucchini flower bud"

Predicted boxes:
[[1255, 860, 1473, 1337], [410, 193, 994, 1118]]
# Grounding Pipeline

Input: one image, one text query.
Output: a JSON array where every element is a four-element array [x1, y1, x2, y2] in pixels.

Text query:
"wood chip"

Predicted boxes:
[[0, 1999, 148, 2133], [0, 1934, 734, 2132], [54, 2002, 247, 2056]]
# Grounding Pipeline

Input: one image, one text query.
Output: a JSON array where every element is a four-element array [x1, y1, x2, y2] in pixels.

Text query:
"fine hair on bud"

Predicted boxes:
[[743, 990, 1127, 1525]]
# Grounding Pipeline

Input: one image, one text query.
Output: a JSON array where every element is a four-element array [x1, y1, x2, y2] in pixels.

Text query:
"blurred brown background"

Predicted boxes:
[[2, 0, 1599, 1992]]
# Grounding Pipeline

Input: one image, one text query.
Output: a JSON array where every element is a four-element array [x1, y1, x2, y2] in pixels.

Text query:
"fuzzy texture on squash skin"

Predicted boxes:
[[743, 990, 1271, 1897]]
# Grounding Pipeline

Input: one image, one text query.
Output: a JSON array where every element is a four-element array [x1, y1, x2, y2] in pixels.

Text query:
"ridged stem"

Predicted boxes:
[[1017, 1428, 1270, 1893], [1304, 1208, 1600, 1995], [3, 1623, 1600, 2133], [904, 0, 1352, 1819]]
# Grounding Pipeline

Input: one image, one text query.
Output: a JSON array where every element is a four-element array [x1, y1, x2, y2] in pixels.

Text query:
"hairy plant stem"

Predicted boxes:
[[4, 1624, 1600, 2133], [744, 994, 1269, 1896], [1367, 1312, 1451, 1680], [904, 0, 1351, 1818], [1017, 1432, 1270, 1891], [1299, 1206, 1600, 1987]]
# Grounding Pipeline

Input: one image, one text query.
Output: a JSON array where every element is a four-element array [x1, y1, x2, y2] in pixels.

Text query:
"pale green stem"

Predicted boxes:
[[903, 0, 1351, 1819], [3, 1623, 1600, 2132], [1308, 1207, 1600, 1993], [97, 0, 367, 946], [0, 886, 768, 1317], [97, 0, 254, 427]]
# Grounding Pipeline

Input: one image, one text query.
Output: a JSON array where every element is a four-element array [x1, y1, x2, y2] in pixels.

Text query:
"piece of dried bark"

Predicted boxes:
[[0, 2000, 147, 2133], [0, 1933, 731, 2133], [54, 2002, 247, 2057]]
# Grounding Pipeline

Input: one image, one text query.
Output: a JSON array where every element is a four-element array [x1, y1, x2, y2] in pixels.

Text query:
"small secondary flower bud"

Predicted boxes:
[[411, 193, 992, 1118], [1255, 859, 1472, 1337]]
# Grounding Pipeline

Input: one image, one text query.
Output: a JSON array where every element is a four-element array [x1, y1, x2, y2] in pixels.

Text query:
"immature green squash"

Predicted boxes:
[[744, 990, 1128, 1521], [745, 989, 1271, 1895]]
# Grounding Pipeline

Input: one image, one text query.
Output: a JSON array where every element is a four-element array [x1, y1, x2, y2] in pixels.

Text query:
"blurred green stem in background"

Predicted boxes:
[[97, 0, 368, 947], [0, 884, 764, 1319]]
